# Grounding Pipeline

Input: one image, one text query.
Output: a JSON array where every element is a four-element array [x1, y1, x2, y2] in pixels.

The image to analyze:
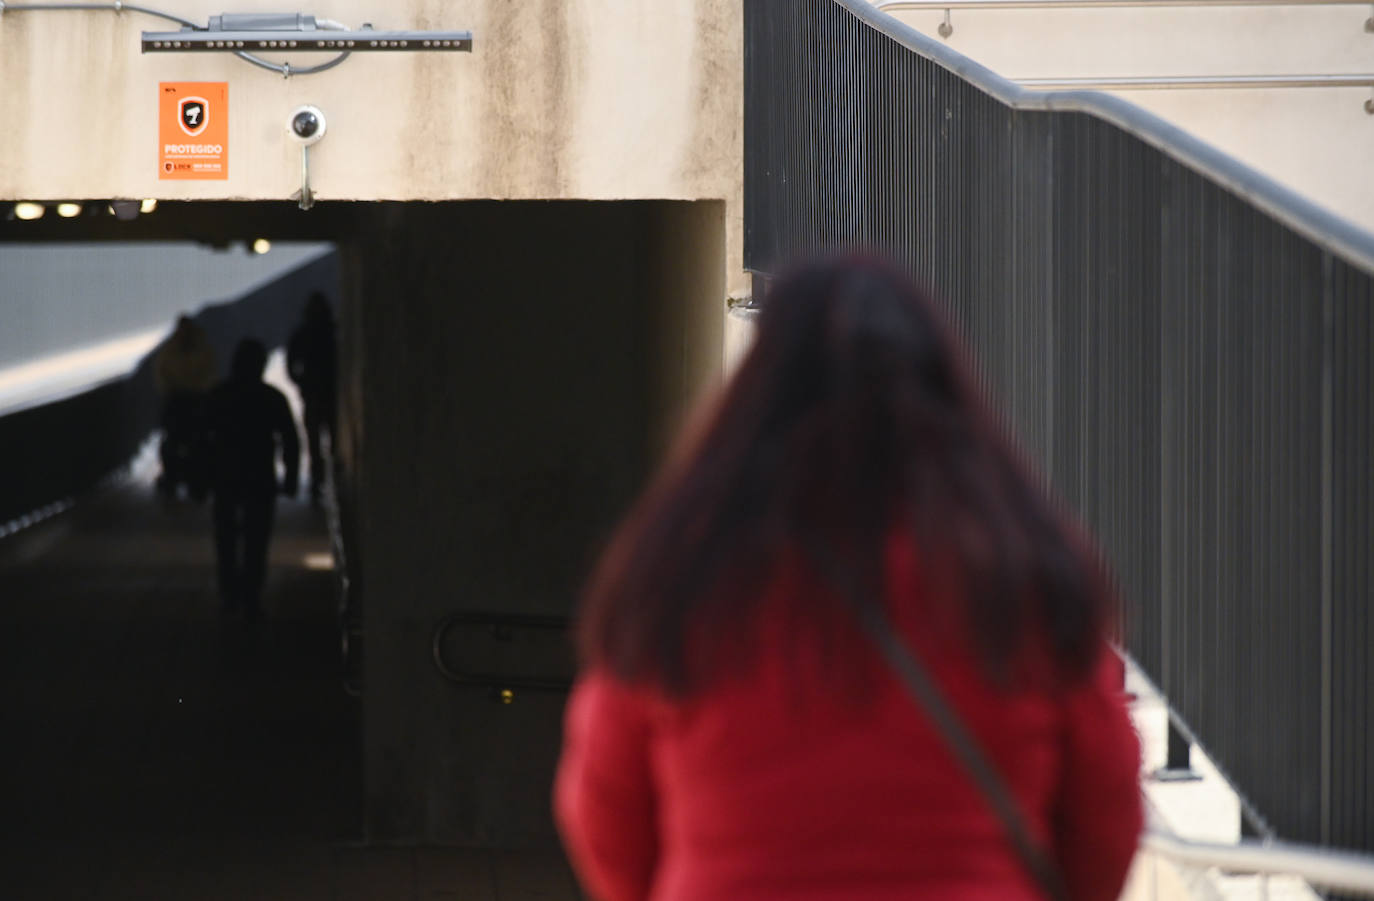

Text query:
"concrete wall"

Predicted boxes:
[[0, 0, 746, 295], [639, 201, 728, 453], [872, 3, 1374, 235], [337, 200, 724, 844]]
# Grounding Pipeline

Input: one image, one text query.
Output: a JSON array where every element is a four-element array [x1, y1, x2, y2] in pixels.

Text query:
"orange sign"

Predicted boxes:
[[159, 82, 228, 179]]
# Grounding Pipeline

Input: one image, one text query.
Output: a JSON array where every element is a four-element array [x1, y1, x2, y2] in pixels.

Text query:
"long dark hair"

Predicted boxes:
[[579, 256, 1113, 695]]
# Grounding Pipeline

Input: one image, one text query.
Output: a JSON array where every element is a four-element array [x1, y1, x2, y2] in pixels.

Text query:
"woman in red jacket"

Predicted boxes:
[[555, 257, 1142, 901]]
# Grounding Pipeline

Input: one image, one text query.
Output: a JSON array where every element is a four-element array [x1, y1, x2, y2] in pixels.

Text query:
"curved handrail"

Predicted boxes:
[[1021, 74, 1374, 89], [839, 0, 1374, 275], [878, 0, 1369, 8], [431, 611, 573, 691], [1144, 830, 1374, 896]]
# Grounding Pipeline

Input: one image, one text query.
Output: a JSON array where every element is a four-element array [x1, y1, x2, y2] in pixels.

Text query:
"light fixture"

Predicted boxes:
[[141, 199, 159, 214], [301, 552, 334, 571], [14, 202, 45, 221], [251, 238, 272, 255], [1, 6, 472, 78], [56, 202, 82, 218], [142, 14, 472, 54]]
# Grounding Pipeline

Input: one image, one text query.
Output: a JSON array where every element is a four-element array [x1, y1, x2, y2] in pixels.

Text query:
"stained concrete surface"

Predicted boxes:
[[0, 465, 581, 900], [338, 201, 724, 844]]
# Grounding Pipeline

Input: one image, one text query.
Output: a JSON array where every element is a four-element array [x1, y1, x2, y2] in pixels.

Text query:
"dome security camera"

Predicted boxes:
[[288, 105, 327, 210], [288, 105, 327, 146]]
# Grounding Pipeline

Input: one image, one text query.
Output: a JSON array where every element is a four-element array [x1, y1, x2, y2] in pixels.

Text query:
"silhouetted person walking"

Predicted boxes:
[[154, 315, 218, 500], [207, 339, 300, 621], [287, 293, 337, 506]]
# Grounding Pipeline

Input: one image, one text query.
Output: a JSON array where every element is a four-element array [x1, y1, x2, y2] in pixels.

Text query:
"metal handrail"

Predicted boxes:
[[875, 0, 1374, 35], [876, 0, 1374, 37], [1021, 73, 1374, 89], [842, 0, 1374, 275], [1144, 830, 1374, 896], [431, 610, 573, 691], [878, 0, 1368, 8]]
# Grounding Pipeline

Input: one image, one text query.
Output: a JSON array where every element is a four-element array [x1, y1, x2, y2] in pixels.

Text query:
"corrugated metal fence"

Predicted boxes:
[[744, 0, 1373, 854]]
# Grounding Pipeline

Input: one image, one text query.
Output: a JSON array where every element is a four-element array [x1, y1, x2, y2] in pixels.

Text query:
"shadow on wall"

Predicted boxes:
[[0, 249, 340, 527]]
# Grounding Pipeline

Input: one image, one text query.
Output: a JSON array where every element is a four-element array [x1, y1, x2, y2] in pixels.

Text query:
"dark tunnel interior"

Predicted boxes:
[[0, 199, 726, 896]]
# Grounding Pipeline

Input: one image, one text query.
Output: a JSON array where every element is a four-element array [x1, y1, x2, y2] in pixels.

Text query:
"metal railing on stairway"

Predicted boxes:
[[875, 0, 1374, 38], [745, 0, 1374, 876], [877, 0, 1370, 9]]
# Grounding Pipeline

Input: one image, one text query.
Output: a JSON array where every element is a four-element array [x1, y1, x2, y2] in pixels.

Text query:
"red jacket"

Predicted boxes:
[[555, 549, 1142, 901]]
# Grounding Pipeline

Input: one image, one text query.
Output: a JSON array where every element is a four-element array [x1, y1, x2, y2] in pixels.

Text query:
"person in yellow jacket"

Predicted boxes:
[[154, 315, 218, 500]]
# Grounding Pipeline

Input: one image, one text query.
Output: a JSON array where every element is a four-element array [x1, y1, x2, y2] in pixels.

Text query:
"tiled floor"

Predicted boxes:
[[0, 474, 581, 900]]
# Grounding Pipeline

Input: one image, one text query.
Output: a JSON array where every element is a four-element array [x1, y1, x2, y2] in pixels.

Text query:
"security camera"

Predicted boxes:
[[288, 105, 327, 145]]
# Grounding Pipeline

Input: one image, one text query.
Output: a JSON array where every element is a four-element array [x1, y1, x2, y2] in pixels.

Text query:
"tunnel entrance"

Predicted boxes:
[[334, 201, 727, 845], [0, 200, 728, 891]]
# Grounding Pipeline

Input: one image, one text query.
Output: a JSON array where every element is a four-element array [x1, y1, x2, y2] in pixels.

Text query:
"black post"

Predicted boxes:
[[1152, 719, 1202, 783]]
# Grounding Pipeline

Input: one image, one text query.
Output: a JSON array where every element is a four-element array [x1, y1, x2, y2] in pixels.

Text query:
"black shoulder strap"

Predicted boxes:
[[807, 541, 1070, 901]]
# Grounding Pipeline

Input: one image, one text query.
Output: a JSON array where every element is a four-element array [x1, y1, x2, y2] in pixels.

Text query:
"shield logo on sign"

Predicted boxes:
[[178, 97, 209, 137]]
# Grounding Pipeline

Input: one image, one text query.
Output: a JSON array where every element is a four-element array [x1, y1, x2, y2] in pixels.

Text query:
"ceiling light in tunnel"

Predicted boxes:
[[301, 552, 334, 571], [141, 199, 158, 214], [251, 238, 272, 255], [13, 202, 45, 221], [56, 203, 82, 218]]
